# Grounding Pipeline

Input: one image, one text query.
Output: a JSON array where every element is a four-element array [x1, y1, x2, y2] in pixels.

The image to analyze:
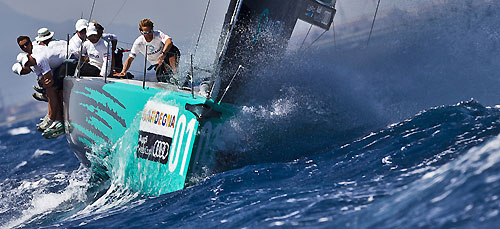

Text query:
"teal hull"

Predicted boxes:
[[63, 77, 234, 195]]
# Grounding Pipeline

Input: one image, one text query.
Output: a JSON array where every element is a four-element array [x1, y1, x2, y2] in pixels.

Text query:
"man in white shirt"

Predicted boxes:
[[69, 19, 88, 58], [13, 52, 65, 139], [115, 19, 180, 82], [16, 35, 75, 132], [17, 36, 74, 75], [80, 22, 115, 77]]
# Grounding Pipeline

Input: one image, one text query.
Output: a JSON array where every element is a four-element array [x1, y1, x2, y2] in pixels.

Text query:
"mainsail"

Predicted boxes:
[[210, 0, 337, 103]]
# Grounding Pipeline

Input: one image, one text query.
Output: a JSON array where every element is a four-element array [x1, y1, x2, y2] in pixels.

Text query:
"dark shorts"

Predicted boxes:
[[156, 45, 181, 82], [79, 62, 101, 77], [52, 62, 77, 89]]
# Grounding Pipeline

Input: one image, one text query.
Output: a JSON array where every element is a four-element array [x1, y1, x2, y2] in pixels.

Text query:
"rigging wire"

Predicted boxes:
[[193, 0, 211, 58], [107, 0, 128, 27], [366, 0, 381, 47], [77, 0, 97, 78], [299, 24, 313, 50], [333, 20, 337, 49], [89, 0, 97, 22], [117, 40, 134, 46], [305, 29, 328, 50]]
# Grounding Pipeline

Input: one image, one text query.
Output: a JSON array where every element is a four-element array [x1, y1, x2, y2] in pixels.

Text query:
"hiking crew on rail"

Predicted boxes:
[[11, 18, 181, 139]]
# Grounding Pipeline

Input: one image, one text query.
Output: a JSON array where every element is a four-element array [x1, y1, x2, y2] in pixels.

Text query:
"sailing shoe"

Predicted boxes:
[[125, 72, 134, 79], [32, 92, 48, 102], [38, 114, 48, 122], [42, 121, 65, 139], [37, 117, 52, 132], [33, 85, 45, 94]]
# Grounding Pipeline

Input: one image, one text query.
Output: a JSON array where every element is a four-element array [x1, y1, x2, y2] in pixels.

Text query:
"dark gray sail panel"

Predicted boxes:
[[215, 0, 304, 103]]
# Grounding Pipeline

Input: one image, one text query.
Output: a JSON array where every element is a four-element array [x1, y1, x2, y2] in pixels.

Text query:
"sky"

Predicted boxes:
[[0, 0, 437, 107]]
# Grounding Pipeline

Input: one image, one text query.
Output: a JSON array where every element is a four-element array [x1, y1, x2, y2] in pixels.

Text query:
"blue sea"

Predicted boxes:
[[2, 100, 500, 228], [2, 0, 500, 228]]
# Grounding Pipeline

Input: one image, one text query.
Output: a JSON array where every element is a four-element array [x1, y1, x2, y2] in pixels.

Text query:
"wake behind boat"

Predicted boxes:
[[64, 0, 337, 195]]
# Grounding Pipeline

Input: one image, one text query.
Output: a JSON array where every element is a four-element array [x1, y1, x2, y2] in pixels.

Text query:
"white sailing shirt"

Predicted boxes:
[[82, 38, 112, 76], [69, 33, 116, 59], [32, 42, 67, 70], [31, 48, 52, 78], [68, 34, 83, 58], [129, 30, 171, 65], [47, 40, 67, 67], [32, 42, 66, 75]]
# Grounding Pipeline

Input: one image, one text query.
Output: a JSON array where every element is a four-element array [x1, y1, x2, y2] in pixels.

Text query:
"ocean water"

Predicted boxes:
[[2, 0, 500, 228], [2, 100, 500, 228]]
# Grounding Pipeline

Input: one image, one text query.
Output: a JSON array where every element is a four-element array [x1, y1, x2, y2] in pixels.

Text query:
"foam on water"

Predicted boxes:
[[8, 127, 31, 136], [33, 149, 55, 158], [2, 1, 500, 227], [2, 165, 89, 228]]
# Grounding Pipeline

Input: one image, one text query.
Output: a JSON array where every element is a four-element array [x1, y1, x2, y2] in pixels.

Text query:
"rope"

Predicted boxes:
[[107, 0, 128, 27], [367, 0, 381, 47], [305, 29, 328, 50], [193, 0, 211, 58], [299, 24, 313, 50]]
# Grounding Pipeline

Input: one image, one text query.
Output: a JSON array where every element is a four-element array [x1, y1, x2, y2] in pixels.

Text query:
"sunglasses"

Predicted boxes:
[[141, 30, 153, 35], [19, 42, 30, 49]]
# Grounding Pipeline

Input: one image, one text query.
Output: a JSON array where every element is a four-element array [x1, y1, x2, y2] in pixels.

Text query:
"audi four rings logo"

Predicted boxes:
[[152, 140, 170, 161], [136, 131, 173, 164]]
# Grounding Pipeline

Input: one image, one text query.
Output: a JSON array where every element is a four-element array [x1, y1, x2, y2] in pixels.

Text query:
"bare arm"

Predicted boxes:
[[163, 38, 173, 54], [118, 56, 135, 75], [157, 38, 173, 66]]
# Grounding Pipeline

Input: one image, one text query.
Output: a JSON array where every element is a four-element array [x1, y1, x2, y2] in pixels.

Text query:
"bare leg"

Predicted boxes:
[[168, 55, 178, 74], [45, 87, 60, 121], [55, 89, 64, 121], [39, 78, 51, 119], [40, 74, 62, 121]]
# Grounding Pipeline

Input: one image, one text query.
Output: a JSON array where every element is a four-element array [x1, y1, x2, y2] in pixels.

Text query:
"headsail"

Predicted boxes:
[[210, 0, 337, 103]]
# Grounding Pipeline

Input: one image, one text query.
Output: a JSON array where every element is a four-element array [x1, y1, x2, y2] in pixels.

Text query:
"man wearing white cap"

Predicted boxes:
[[69, 19, 88, 58], [80, 22, 116, 77], [14, 52, 65, 139]]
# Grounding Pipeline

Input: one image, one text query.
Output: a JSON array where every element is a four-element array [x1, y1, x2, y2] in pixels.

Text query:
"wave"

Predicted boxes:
[[43, 100, 500, 228], [7, 127, 31, 136]]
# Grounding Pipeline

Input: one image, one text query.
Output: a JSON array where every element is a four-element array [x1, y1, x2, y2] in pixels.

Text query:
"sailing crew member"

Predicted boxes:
[[35, 28, 54, 46], [80, 22, 116, 77], [12, 51, 65, 139], [17, 35, 74, 74], [16, 35, 75, 132], [68, 19, 88, 58], [115, 19, 180, 82]]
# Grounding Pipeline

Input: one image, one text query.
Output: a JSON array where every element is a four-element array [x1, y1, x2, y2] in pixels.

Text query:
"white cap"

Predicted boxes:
[[75, 19, 88, 32], [16, 53, 29, 66], [87, 23, 98, 36], [35, 27, 55, 42], [12, 63, 23, 75]]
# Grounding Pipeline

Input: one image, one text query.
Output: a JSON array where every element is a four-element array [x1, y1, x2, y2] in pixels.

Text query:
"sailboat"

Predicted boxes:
[[63, 0, 337, 195]]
